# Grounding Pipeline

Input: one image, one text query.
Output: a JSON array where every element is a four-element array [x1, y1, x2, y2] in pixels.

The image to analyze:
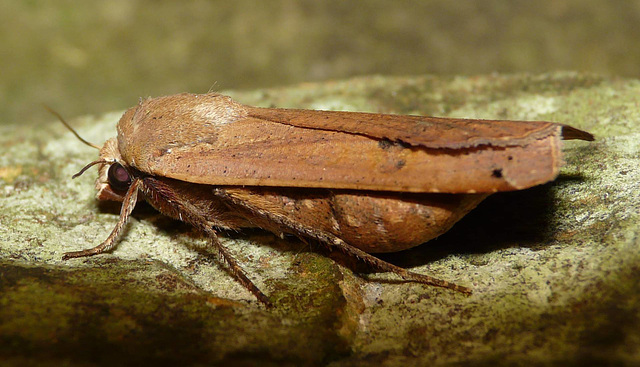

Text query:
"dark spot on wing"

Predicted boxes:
[[378, 139, 393, 150]]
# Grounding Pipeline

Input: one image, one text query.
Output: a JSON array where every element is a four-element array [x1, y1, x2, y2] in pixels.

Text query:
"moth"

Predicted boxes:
[[59, 93, 593, 306]]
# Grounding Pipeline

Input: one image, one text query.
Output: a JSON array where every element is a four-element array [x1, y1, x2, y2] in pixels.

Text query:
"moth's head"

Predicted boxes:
[[68, 138, 132, 202], [48, 106, 135, 203], [94, 138, 131, 202]]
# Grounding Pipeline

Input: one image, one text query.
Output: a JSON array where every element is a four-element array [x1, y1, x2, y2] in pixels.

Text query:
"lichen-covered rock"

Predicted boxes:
[[1, 73, 638, 366]]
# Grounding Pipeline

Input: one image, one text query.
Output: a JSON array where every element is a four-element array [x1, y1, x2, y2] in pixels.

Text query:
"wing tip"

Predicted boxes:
[[561, 125, 595, 141]]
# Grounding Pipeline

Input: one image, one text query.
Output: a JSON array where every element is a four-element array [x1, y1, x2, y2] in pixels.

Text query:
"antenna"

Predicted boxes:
[[43, 105, 100, 150]]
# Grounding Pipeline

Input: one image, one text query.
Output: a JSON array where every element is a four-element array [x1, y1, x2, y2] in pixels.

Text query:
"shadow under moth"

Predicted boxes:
[[58, 93, 593, 306]]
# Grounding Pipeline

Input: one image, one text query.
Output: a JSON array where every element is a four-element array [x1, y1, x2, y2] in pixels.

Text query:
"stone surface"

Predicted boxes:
[[1, 73, 638, 366]]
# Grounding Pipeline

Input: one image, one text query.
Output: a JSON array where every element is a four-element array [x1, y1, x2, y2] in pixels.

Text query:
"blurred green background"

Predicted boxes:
[[2, 0, 639, 126]]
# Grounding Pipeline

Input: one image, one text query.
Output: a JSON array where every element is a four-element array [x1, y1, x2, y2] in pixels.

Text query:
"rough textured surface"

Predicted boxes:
[[1, 73, 638, 366]]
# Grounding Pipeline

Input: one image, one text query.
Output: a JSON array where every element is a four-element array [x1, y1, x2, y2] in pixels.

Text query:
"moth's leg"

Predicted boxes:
[[141, 177, 272, 306], [63, 178, 141, 259], [290, 228, 471, 294], [320, 235, 471, 294], [202, 228, 272, 307], [214, 188, 471, 294]]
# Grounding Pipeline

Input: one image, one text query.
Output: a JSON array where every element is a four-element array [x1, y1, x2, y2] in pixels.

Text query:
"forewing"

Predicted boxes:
[[117, 94, 591, 193]]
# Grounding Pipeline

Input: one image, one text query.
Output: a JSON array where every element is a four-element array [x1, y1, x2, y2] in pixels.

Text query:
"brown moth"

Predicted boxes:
[[62, 93, 593, 306]]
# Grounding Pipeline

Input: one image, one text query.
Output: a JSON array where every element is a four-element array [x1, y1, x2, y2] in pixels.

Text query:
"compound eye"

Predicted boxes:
[[107, 163, 131, 191]]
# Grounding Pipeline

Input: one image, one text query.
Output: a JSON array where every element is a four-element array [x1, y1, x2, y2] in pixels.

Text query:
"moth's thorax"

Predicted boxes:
[[96, 138, 126, 202], [115, 93, 248, 174]]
